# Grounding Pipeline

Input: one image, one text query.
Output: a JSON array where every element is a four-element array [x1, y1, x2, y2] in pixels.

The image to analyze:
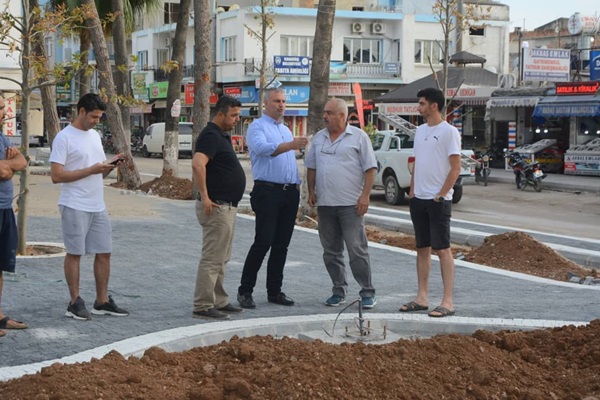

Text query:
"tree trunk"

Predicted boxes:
[[30, 0, 60, 148], [16, 0, 33, 255], [257, 0, 268, 118], [82, 0, 141, 189], [300, 0, 336, 216], [163, 0, 191, 177], [192, 0, 212, 143], [78, 32, 91, 98], [112, 0, 131, 162]]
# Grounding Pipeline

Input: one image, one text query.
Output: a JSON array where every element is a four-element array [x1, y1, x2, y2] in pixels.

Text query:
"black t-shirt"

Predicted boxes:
[[195, 122, 246, 202]]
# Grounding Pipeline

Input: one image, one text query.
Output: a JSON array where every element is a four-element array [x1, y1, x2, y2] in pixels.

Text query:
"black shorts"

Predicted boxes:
[[409, 198, 451, 250], [0, 208, 18, 273]]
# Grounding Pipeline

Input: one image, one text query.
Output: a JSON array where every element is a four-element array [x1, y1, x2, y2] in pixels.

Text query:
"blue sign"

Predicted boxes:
[[283, 86, 310, 103], [384, 63, 399, 74], [274, 56, 310, 76], [591, 50, 600, 81]]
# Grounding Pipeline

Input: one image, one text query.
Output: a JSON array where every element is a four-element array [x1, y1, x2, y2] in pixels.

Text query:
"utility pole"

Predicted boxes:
[[515, 27, 523, 86]]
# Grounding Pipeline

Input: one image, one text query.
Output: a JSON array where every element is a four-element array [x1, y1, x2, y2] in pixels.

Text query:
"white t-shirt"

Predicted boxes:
[[413, 121, 461, 200], [49, 125, 107, 212]]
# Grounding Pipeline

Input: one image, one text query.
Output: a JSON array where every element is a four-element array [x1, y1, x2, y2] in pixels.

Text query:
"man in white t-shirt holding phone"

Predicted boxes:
[[50, 93, 128, 321], [399, 88, 461, 318]]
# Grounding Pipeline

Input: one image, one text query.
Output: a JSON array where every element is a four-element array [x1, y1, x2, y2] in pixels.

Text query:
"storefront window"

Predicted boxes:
[[577, 117, 600, 144]]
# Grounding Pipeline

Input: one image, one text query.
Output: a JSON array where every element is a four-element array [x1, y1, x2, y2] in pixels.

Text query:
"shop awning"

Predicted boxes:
[[532, 95, 600, 118], [487, 96, 540, 108]]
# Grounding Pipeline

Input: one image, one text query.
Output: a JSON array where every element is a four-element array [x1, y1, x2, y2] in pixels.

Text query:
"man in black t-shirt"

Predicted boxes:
[[191, 95, 246, 320]]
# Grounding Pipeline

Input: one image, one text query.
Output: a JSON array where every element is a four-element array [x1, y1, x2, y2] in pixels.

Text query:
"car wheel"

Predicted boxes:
[[384, 175, 405, 205], [451, 185, 463, 204]]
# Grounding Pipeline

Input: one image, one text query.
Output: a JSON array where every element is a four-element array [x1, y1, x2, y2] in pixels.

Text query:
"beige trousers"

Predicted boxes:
[[193, 201, 237, 312]]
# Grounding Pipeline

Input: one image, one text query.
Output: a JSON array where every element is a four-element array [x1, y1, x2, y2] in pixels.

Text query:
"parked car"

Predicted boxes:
[[372, 130, 475, 205], [142, 122, 193, 158]]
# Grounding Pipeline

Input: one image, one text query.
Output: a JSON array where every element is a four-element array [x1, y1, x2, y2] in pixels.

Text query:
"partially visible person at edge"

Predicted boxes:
[[192, 95, 246, 320], [0, 92, 28, 337], [306, 98, 378, 309], [237, 88, 308, 309], [399, 87, 460, 318], [50, 93, 129, 321]]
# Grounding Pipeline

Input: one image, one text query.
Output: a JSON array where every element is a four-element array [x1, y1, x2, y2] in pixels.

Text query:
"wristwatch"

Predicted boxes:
[[437, 195, 444, 202]]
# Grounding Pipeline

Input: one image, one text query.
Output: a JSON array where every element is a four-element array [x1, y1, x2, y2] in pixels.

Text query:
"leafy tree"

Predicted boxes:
[[245, 0, 277, 117], [80, 0, 141, 189], [431, 0, 488, 114], [0, 0, 83, 254]]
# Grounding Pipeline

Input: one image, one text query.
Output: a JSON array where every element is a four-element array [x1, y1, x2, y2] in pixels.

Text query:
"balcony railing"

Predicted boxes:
[[244, 58, 400, 79], [152, 65, 195, 82]]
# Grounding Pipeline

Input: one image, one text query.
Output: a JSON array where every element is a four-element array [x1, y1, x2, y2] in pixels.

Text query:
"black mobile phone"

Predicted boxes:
[[109, 159, 122, 166]]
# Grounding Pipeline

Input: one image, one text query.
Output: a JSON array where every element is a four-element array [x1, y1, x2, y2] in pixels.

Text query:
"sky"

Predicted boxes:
[[500, 0, 600, 31]]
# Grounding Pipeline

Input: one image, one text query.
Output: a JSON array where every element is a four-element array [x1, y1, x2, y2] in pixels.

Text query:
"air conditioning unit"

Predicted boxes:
[[165, 37, 171, 47], [371, 22, 386, 34], [351, 22, 365, 33]]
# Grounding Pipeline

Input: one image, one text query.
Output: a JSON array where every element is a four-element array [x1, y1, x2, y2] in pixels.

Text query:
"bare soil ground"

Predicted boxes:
[[2, 322, 600, 399], [7, 174, 598, 399]]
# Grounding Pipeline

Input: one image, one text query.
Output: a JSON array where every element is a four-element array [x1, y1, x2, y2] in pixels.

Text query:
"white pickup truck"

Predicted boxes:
[[372, 130, 475, 205]]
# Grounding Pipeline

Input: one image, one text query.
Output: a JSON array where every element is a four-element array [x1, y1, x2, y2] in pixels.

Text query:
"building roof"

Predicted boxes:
[[376, 67, 499, 103], [449, 51, 487, 65]]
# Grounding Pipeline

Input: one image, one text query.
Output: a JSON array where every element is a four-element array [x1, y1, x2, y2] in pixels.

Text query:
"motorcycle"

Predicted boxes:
[[504, 149, 546, 192], [473, 149, 492, 186]]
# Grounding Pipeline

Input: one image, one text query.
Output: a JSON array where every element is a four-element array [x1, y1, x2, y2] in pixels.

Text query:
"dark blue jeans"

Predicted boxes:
[[238, 184, 299, 296]]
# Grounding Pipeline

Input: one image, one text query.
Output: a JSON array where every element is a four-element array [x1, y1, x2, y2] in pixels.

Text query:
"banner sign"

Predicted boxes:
[[328, 83, 352, 96], [133, 73, 147, 96], [522, 48, 570, 82], [273, 56, 310, 76], [590, 50, 600, 82], [149, 82, 168, 99]]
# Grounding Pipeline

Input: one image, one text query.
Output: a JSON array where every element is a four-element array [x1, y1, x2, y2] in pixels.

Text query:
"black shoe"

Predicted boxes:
[[268, 292, 295, 306], [65, 296, 91, 321], [217, 303, 243, 313], [192, 308, 230, 320], [92, 296, 129, 317], [237, 293, 256, 309]]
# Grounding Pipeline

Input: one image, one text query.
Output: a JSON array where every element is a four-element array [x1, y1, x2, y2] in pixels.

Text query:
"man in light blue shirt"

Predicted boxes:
[[237, 88, 308, 309]]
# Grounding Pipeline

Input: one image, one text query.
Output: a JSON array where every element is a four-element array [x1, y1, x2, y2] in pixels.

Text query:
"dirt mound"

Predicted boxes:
[[467, 231, 598, 281], [139, 174, 193, 200], [2, 321, 600, 399]]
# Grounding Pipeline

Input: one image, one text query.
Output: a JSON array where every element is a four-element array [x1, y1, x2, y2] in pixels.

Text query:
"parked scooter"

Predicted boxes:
[[473, 149, 492, 186], [504, 149, 546, 192]]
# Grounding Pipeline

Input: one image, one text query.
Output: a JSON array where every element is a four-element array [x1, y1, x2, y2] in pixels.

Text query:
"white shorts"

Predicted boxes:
[[59, 206, 112, 255]]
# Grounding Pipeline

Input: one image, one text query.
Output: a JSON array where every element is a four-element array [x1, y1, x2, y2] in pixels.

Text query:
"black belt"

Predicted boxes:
[[254, 180, 299, 190], [212, 199, 238, 207]]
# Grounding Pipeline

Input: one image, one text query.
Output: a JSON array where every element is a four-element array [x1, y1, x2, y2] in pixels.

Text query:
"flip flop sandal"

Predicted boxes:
[[0, 316, 28, 330], [399, 301, 429, 312], [428, 306, 455, 318]]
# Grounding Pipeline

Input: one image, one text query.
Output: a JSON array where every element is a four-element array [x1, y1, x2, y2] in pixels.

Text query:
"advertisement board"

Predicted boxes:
[[522, 48, 570, 82], [591, 50, 600, 82], [564, 154, 600, 176]]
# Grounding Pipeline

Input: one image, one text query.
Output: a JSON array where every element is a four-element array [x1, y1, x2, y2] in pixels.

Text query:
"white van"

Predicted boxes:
[[142, 122, 193, 158]]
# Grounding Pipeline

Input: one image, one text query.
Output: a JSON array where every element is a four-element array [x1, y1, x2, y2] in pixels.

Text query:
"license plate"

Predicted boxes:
[[534, 170, 543, 178]]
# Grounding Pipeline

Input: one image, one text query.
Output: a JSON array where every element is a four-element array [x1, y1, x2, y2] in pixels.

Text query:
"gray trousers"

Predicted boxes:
[[193, 201, 237, 312], [317, 206, 375, 298]]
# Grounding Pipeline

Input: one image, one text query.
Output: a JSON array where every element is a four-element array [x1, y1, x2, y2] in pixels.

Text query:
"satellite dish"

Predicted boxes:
[[216, 6, 225, 13], [229, 4, 240, 10]]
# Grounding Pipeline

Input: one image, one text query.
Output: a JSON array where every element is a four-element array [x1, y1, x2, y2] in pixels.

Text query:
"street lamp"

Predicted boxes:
[[515, 27, 523, 86]]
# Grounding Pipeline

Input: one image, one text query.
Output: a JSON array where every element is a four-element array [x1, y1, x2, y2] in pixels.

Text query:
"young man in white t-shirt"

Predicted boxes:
[[50, 93, 128, 320], [399, 88, 461, 318]]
